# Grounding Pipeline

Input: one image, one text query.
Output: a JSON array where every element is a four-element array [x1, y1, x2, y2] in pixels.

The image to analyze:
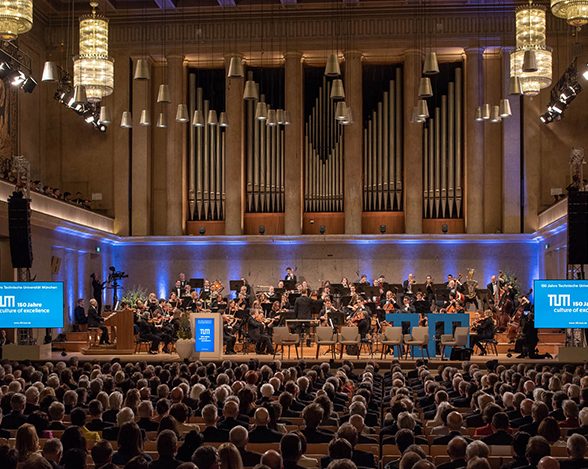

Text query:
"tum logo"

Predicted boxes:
[[548, 294, 571, 307], [0, 296, 15, 307]]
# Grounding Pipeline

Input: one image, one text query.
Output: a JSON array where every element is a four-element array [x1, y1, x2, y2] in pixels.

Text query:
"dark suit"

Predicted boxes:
[[218, 417, 241, 432], [511, 415, 533, 428], [560, 459, 588, 469], [432, 431, 471, 445], [352, 449, 375, 468], [3, 411, 27, 429], [437, 459, 467, 469], [248, 425, 283, 443], [202, 426, 229, 442], [519, 421, 540, 436], [86, 418, 112, 432], [568, 425, 588, 437], [465, 412, 484, 428], [74, 305, 87, 326], [247, 317, 273, 354], [102, 426, 120, 441], [294, 295, 315, 320], [88, 306, 109, 344], [137, 418, 159, 432], [239, 448, 262, 467], [482, 430, 513, 446], [48, 421, 66, 430], [301, 427, 332, 443], [148, 456, 181, 469]]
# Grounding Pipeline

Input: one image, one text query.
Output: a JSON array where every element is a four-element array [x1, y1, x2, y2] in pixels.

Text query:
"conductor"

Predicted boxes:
[[294, 289, 315, 320]]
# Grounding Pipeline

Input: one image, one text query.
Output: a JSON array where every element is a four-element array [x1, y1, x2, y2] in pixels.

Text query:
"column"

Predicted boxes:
[[403, 49, 423, 233], [464, 47, 485, 234], [131, 57, 152, 236], [523, 96, 541, 233], [344, 50, 363, 234], [501, 48, 522, 233], [166, 55, 185, 236], [284, 52, 303, 235], [225, 55, 244, 235]]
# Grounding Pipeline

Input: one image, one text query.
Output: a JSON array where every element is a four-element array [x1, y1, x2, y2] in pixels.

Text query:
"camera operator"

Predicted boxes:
[[90, 273, 105, 313]]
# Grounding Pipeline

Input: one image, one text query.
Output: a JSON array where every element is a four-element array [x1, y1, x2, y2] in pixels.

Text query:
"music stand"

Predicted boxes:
[[229, 280, 244, 291], [261, 303, 273, 316], [189, 278, 204, 289], [283, 280, 297, 291], [340, 295, 353, 307]]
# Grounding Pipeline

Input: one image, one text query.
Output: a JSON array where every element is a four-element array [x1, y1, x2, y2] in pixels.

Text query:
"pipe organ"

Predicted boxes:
[[188, 71, 226, 222], [423, 64, 463, 219], [363, 66, 403, 212], [304, 74, 344, 213]]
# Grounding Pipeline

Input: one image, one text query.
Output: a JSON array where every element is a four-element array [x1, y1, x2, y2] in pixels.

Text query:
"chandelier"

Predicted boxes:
[[73, 1, 114, 103], [551, 0, 588, 27], [0, 0, 32, 40], [510, 3, 552, 96]]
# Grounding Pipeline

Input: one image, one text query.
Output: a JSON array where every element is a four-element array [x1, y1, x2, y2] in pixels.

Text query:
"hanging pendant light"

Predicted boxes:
[[330, 79, 345, 100], [490, 105, 502, 123], [499, 98, 512, 118], [134, 59, 150, 80], [418, 77, 433, 98], [482, 103, 491, 120], [509, 76, 522, 95], [276, 109, 285, 124], [0, 0, 33, 40], [73, 1, 114, 103], [551, 0, 588, 28], [283, 111, 291, 125], [157, 84, 171, 103], [335, 101, 347, 120], [475, 106, 484, 122], [192, 110, 204, 127], [72, 85, 87, 104], [342, 107, 353, 125], [176, 104, 189, 123], [99, 105, 111, 125], [120, 111, 132, 128], [156, 112, 167, 128], [139, 109, 151, 126], [219, 112, 229, 127], [41, 61, 58, 82], [227, 56, 244, 78], [243, 80, 259, 100], [266, 109, 278, 126], [255, 101, 268, 120], [522, 49, 538, 73], [416, 99, 429, 119], [207, 110, 218, 126], [423, 51, 440, 75], [325, 53, 341, 77]]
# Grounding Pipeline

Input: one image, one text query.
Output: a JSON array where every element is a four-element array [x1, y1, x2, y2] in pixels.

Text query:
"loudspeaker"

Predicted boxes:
[[8, 191, 33, 269], [568, 191, 588, 265]]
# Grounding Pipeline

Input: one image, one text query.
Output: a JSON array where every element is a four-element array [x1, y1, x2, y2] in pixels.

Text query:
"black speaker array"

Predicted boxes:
[[567, 191, 588, 265], [8, 191, 33, 269]]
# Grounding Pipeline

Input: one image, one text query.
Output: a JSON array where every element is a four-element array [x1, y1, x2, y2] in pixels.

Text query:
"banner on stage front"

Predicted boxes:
[[534, 279, 588, 328], [0, 282, 63, 328], [195, 317, 215, 352]]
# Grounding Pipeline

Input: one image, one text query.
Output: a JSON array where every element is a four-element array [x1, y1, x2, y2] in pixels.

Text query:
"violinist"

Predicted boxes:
[[470, 310, 496, 356], [276, 280, 286, 291], [222, 313, 236, 355], [446, 291, 465, 313], [341, 277, 350, 289], [184, 290, 200, 312], [413, 290, 430, 315], [147, 292, 159, 314], [180, 285, 192, 309], [319, 297, 340, 327], [199, 279, 212, 302], [348, 298, 370, 338], [400, 296, 415, 313], [358, 274, 370, 286], [247, 309, 274, 354], [267, 285, 279, 303], [211, 293, 227, 313], [168, 291, 179, 309]]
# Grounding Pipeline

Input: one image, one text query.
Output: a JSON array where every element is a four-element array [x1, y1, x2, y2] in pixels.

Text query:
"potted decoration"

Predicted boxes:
[[175, 313, 194, 360]]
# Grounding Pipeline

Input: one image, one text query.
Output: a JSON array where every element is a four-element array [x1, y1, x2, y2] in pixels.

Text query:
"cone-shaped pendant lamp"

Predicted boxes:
[[156, 112, 167, 128], [243, 80, 259, 100], [325, 53, 341, 77], [418, 77, 433, 98], [522, 50, 538, 73], [227, 56, 244, 78], [99, 106, 111, 125], [423, 51, 440, 75], [267, 109, 278, 126], [219, 112, 229, 127], [342, 107, 353, 125], [283, 111, 291, 125], [330, 79, 345, 100], [192, 110, 204, 127], [73, 85, 87, 104], [207, 110, 218, 126], [157, 84, 171, 103], [509, 76, 522, 95], [120, 111, 132, 128], [255, 101, 268, 120], [499, 99, 512, 117], [176, 104, 189, 123], [482, 103, 491, 120], [335, 101, 347, 120], [416, 99, 429, 119], [139, 109, 151, 126], [134, 59, 150, 80], [41, 61, 58, 82], [475, 106, 483, 122], [490, 105, 502, 123]]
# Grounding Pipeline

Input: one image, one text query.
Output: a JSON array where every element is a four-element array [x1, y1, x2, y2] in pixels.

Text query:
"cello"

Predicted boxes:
[[506, 289, 532, 342]]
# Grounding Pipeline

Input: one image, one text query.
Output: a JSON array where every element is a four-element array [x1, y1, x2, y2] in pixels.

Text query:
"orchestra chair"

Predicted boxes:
[[380, 327, 403, 359], [404, 326, 430, 359], [315, 326, 338, 359], [339, 326, 361, 359], [134, 334, 151, 354], [88, 328, 101, 347], [272, 326, 300, 359], [477, 337, 499, 356], [439, 326, 469, 360]]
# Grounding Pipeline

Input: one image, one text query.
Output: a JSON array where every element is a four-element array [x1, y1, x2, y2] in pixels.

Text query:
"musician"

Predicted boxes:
[[413, 291, 430, 315], [285, 267, 297, 283], [147, 293, 160, 314], [277, 280, 286, 291], [171, 280, 183, 299], [470, 310, 496, 356], [267, 286, 279, 303], [424, 275, 435, 300], [222, 313, 236, 355], [464, 269, 479, 310], [211, 293, 227, 313], [446, 292, 465, 313], [341, 277, 350, 289], [168, 292, 179, 309], [294, 289, 315, 320], [134, 311, 161, 354], [400, 296, 416, 313], [178, 272, 187, 289], [358, 274, 370, 286], [247, 309, 274, 354], [241, 278, 252, 296], [349, 298, 370, 338], [184, 291, 199, 312], [487, 275, 501, 305], [199, 279, 212, 302], [319, 298, 340, 327], [403, 273, 417, 297], [517, 309, 539, 359], [88, 298, 109, 345], [381, 290, 399, 313], [180, 285, 192, 309], [236, 287, 251, 310]]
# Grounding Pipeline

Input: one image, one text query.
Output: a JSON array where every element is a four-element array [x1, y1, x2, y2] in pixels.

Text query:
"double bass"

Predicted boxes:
[[506, 289, 532, 342]]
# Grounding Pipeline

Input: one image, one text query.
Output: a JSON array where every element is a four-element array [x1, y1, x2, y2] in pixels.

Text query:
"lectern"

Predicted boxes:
[[190, 313, 222, 360]]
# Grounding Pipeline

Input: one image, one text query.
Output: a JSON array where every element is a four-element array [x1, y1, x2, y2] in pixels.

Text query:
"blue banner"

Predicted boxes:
[[195, 317, 215, 352], [0, 282, 63, 328], [534, 279, 588, 328]]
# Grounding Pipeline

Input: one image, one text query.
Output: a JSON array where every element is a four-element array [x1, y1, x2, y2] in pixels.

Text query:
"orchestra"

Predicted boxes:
[[77, 268, 533, 358]]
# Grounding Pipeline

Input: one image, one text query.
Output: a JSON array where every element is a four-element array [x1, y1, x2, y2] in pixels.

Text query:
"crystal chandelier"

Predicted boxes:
[[0, 0, 32, 40], [73, 1, 114, 103], [551, 0, 588, 27], [510, 3, 552, 96]]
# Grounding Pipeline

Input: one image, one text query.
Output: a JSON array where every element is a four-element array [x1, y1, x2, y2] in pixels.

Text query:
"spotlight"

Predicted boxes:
[[540, 112, 555, 124], [10, 70, 25, 87], [379, 224, 387, 234], [258, 225, 265, 235], [0, 62, 12, 79], [319, 225, 326, 235], [21, 76, 36, 93], [552, 101, 565, 115], [199, 227, 206, 235], [441, 223, 449, 234]]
